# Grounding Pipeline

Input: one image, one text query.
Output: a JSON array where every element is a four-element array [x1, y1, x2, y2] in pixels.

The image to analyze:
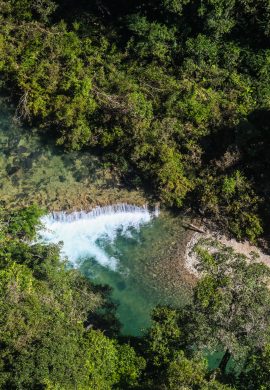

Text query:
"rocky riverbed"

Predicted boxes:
[[0, 98, 147, 211]]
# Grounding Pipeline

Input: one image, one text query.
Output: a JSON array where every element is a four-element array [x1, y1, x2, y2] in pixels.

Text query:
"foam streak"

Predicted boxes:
[[38, 204, 158, 270]]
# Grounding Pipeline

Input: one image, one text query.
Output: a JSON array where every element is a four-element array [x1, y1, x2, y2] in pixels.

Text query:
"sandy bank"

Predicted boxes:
[[184, 226, 270, 277]]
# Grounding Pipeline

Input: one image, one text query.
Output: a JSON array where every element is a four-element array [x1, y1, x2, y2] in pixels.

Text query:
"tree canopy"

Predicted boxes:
[[1, 0, 270, 387], [1, 207, 270, 388], [1, 0, 270, 240], [0, 207, 144, 389]]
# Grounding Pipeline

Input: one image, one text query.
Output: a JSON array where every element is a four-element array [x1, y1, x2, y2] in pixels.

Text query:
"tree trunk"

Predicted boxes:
[[219, 349, 231, 374]]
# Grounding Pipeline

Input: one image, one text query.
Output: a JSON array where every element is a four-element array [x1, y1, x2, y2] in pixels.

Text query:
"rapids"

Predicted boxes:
[[38, 205, 192, 335], [0, 96, 193, 335], [38, 204, 156, 269]]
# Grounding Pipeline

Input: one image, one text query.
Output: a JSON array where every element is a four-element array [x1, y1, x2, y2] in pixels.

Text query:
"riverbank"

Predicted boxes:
[[38, 207, 195, 335], [184, 222, 270, 277]]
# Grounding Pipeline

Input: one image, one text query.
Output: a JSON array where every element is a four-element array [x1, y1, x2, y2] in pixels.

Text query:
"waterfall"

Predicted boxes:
[[38, 203, 159, 269], [49, 203, 158, 222]]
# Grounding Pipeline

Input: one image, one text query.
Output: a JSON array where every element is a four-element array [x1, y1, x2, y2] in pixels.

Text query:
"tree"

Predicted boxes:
[[1, 0, 270, 237], [143, 306, 182, 370], [239, 344, 270, 390], [182, 238, 270, 375], [7, 205, 44, 239], [167, 351, 235, 389], [198, 171, 263, 242], [0, 208, 144, 389], [139, 306, 235, 389]]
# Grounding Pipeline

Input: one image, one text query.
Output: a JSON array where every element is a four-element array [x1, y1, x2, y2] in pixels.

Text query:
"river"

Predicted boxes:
[[0, 96, 194, 335]]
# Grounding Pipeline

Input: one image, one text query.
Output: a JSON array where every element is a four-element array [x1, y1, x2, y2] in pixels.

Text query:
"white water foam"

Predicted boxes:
[[38, 204, 158, 270]]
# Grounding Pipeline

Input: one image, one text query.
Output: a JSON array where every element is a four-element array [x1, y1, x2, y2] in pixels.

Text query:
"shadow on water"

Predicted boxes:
[[0, 97, 195, 336], [78, 211, 194, 336]]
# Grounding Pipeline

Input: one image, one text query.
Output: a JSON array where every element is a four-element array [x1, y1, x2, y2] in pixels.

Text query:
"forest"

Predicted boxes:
[[1, 0, 270, 241], [2, 205, 270, 388], [0, 0, 270, 388]]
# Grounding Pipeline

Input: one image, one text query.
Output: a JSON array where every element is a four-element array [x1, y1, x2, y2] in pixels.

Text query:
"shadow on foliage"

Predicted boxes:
[[86, 284, 121, 338], [201, 109, 270, 237]]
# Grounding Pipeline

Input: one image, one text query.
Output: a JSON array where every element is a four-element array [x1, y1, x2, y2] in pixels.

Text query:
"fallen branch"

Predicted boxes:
[[182, 223, 205, 234]]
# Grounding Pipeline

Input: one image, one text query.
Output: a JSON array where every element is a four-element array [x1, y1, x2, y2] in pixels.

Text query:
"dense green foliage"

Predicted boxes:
[[183, 239, 270, 372], [1, 2, 270, 387], [0, 207, 145, 389], [1, 208, 270, 388], [137, 238, 270, 389], [1, 0, 270, 240]]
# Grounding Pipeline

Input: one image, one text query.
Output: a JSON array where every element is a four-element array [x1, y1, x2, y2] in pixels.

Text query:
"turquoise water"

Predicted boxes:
[[39, 209, 193, 335], [78, 213, 192, 335], [0, 96, 146, 211], [1, 96, 193, 336]]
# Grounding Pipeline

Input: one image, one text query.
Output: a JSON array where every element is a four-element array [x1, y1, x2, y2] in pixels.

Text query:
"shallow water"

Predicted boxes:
[[0, 97, 146, 211], [1, 97, 193, 335], [39, 207, 193, 335]]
